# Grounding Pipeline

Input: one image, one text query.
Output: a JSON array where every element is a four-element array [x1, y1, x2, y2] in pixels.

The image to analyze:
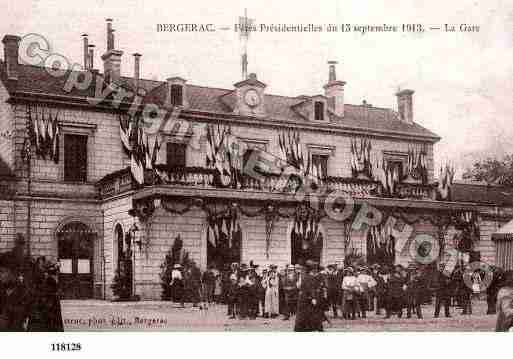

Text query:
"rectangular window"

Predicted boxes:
[[311, 154, 328, 179], [314, 101, 325, 121], [166, 142, 186, 167], [170, 84, 183, 106], [64, 134, 88, 182]]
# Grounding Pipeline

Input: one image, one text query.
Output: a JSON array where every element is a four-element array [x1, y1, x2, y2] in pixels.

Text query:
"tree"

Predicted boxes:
[[462, 155, 513, 186], [111, 268, 132, 301], [160, 236, 191, 300]]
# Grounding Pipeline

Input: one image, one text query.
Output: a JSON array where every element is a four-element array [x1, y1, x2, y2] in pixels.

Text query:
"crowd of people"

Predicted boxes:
[[167, 259, 506, 330], [0, 256, 63, 332]]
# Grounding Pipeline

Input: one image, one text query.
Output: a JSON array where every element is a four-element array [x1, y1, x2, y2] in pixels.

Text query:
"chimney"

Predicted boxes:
[[88, 44, 95, 70], [133, 53, 141, 89], [101, 18, 123, 83], [2, 35, 21, 81], [396, 89, 414, 123], [82, 34, 89, 69], [106, 18, 115, 51], [323, 60, 346, 117]]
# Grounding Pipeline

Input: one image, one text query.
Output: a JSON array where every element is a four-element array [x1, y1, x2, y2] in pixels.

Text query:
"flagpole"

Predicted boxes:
[[25, 104, 33, 257]]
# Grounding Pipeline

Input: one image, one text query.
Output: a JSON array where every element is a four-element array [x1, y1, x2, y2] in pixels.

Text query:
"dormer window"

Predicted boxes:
[[170, 84, 183, 106], [314, 101, 325, 121]]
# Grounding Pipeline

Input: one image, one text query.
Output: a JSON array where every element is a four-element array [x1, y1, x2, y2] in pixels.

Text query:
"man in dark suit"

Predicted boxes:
[[294, 260, 325, 332], [281, 265, 298, 320], [431, 264, 452, 318], [325, 264, 339, 318], [385, 265, 406, 318], [405, 267, 424, 319]]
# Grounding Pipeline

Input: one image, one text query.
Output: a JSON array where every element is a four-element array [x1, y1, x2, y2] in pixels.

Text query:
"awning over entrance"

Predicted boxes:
[[492, 220, 513, 241]]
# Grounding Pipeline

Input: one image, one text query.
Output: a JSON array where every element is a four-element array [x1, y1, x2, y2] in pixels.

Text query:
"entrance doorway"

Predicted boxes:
[[57, 222, 94, 299], [206, 216, 242, 270], [291, 222, 324, 266]]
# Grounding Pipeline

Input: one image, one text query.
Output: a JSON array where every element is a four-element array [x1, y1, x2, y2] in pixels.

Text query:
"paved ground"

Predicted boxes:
[[61, 299, 497, 332]]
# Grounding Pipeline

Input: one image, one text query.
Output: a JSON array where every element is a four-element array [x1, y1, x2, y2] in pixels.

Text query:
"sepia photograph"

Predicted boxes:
[[0, 1, 512, 351]]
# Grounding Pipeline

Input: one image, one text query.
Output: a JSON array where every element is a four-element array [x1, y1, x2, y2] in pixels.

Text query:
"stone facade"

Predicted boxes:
[[0, 29, 509, 301]]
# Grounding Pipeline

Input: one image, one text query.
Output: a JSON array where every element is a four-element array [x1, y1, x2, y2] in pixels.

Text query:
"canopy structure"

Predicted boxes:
[[492, 219, 513, 241]]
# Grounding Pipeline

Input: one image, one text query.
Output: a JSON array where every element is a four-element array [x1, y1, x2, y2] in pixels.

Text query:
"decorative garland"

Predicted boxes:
[[130, 195, 480, 262]]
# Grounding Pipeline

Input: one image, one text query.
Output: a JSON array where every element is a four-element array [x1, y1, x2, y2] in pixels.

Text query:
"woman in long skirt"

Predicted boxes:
[[265, 267, 280, 317]]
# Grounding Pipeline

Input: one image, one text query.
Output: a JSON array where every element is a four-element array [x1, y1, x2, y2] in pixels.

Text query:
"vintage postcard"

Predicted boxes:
[[1, 0, 513, 349]]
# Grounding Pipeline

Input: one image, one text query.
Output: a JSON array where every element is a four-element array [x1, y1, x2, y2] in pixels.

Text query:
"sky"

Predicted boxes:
[[2, 0, 512, 178]]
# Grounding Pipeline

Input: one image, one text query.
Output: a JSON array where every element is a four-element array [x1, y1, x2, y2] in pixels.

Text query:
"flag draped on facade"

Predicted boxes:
[[26, 105, 60, 163], [350, 137, 373, 179], [290, 207, 322, 264], [119, 114, 162, 185], [405, 144, 428, 184], [206, 210, 242, 265], [278, 130, 309, 174], [366, 224, 395, 266], [205, 124, 245, 188], [437, 164, 455, 200], [375, 157, 400, 196]]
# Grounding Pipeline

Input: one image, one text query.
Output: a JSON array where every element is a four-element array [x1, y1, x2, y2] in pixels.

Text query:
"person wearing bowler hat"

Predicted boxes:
[[294, 260, 325, 331]]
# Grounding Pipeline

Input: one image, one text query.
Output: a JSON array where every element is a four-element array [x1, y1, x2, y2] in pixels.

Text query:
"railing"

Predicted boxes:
[[97, 168, 134, 198], [395, 182, 436, 200], [97, 165, 437, 201]]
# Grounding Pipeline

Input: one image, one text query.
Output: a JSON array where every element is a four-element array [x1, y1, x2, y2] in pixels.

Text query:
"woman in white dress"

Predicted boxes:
[[265, 266, 280, 318]]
